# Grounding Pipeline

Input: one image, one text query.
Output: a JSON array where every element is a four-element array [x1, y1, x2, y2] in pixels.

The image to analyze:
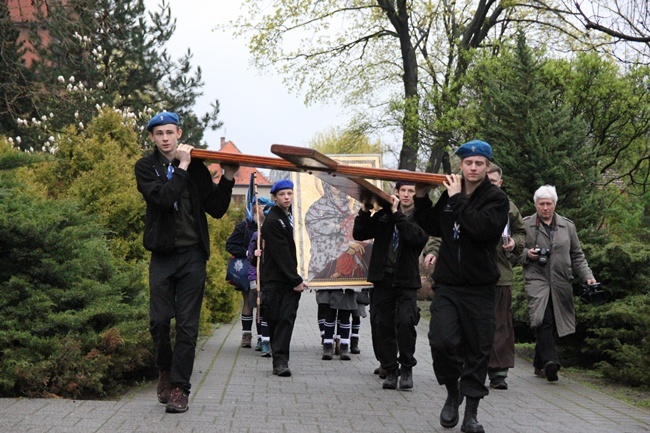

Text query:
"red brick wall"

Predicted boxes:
[[6, 0, 50, 66]]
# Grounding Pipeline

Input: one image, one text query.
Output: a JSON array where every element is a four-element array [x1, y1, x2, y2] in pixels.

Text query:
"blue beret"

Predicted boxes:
[[395, 181, 415, 190], [256, 197, 273, 206], [270, 179, 294, 194], [146, 112, 180, 132], [455, 140, 492, 160]]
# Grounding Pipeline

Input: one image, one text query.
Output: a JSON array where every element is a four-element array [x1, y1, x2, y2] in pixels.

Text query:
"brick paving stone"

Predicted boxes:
[[1, 291, 649, 433]]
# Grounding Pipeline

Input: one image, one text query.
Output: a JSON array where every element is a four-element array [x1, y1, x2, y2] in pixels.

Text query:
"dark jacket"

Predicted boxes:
[[135, 147, 234, 256], [226, 219, 258, 258], [261, 206, 302, 287], [352, 207, 428, 288], [414, 175, 509, 287]]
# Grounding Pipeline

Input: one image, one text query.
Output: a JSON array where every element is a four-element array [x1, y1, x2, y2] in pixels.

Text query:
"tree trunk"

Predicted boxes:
[[379, 0, 419, 171]]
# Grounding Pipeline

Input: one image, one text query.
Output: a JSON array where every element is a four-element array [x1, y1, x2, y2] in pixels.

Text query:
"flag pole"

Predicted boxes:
[[252, 173, 263, 324]]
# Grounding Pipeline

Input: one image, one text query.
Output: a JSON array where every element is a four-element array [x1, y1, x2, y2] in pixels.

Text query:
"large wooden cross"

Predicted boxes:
[[191, 144, 446, 207]]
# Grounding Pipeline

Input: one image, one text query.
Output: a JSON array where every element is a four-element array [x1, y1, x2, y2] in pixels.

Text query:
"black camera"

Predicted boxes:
[[532, 247, 551, 265], [575, 282, 608, 306]]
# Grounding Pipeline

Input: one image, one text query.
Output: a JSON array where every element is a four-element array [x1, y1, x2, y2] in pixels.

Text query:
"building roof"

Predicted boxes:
[[208, 138, 272, 186]]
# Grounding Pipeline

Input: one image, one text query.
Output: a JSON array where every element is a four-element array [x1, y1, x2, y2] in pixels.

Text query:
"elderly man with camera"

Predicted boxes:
[[522, 185, 597, 382]]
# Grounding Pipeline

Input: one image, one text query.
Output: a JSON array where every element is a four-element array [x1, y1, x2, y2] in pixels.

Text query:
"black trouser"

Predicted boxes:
[[533, 295, 561, 370], [149, 246, 207, 394], [370, 276, 419, 372], [429, 284, 495, 399], [263, 282, 301, 368]]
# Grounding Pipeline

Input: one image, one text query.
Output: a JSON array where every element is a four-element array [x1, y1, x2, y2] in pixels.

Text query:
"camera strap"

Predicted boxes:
[[534, 215, 555, 243]]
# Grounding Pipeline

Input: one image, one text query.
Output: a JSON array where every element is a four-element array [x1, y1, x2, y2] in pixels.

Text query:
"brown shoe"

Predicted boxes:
[[241, 333, 252, 348], [534, 367, 546, 378], [165, 387, 189, 413], [157, 370, 171, 404]]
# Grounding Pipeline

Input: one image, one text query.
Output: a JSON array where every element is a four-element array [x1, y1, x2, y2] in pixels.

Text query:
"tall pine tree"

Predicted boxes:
[[472, 32, 602, 239]]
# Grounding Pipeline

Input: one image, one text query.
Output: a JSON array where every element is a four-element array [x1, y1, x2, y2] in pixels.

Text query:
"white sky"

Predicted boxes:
[[146, 0, 352, 157]]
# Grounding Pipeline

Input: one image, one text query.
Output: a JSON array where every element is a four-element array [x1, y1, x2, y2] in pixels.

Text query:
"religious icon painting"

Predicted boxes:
[[292, 154, 383, 289]]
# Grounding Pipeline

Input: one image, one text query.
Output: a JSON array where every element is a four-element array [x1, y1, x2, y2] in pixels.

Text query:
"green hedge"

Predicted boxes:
[[0, 190, 152, 398]]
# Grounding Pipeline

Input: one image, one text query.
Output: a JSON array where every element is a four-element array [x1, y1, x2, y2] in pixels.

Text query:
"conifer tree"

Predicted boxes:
[[473, 32, 602, 236], [0, 2, 35, 138], [10, 0, 220, 150]]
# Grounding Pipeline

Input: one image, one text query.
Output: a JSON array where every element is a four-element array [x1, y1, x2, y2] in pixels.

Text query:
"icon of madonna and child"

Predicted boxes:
[[304, 181, 373, 286]]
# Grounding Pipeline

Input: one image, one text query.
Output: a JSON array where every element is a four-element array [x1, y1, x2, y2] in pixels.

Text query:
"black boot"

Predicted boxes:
[[440, 382, 463, 428], [399, 366, 413, 390], [382, 368, 399, 389], [460, 397, 484, 433], [339, 343, 351, 360], [350, 336, 361, 354], [322, 343, 333, 360]]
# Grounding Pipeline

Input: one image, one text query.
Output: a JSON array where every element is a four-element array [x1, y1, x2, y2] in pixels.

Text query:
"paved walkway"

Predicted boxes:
[[3, 291, 649, 433]]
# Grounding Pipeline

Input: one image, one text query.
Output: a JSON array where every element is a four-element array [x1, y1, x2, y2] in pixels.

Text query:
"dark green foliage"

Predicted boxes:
[[0, 3, 36, 137], [562, 294, 650, 387], [0, 151, 152, 398], [510, 267, 536, 344], [583, 242, 650, 298], [469, 32, 604, 242], [561, 242, 650, 386], [7, 0, 221, 150]]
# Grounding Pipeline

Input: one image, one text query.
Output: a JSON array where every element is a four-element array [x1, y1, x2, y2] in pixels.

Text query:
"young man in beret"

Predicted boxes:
[[414, 140, 509, 433], [353, 181, 429, 390], [260, 179, 308, 377], [135, 111, 239, 413]]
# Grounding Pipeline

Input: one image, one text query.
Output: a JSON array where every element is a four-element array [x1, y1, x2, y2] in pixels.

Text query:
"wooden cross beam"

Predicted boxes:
[[191, 145, 446, 207]]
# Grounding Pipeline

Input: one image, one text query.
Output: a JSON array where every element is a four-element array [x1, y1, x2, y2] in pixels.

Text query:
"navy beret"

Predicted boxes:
[[395, 181, 415, 190], [146, 111, 180, 132], [455, 140, 492, 160], [270, 179, 294, 194]]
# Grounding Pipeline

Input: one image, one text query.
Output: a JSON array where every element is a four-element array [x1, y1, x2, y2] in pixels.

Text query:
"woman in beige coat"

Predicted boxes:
[[521, 185, 597, 382]]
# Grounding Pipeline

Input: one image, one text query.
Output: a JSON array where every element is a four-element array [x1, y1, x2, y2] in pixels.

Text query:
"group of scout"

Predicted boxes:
[[136, 111, 596, 433]]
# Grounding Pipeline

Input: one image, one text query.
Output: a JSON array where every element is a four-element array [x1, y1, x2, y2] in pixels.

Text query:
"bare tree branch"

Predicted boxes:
[[574, 1, 650, 43]]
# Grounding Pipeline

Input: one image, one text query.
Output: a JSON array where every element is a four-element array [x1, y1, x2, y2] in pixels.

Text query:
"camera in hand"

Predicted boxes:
[[532, 247, 551, 265], [575, 282, 608, 306]]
